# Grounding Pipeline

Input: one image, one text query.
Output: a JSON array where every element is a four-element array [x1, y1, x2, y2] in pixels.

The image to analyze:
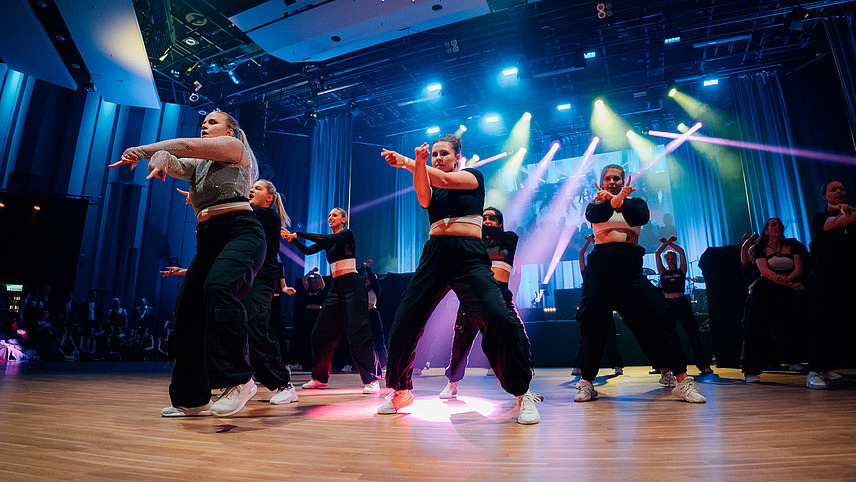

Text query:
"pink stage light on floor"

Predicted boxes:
[[304, 395, 500, 423], [469, 151, 508, 168], [647, 130, 856, 165]]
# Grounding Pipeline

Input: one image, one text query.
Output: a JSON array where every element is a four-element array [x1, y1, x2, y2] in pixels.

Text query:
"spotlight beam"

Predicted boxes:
[[505, 142, 561, 226], [647, 131, 856, 165], [469, 151, 508, 168], [350, 186, 415, 214], [635, 122, 702, 176]]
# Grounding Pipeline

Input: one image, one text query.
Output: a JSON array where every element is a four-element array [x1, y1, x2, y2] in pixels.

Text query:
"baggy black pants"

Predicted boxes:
[[386, 236, 532, 396], [246, 270, 291, 390], [577, 243, 687, 382], [666, 296, 711, 371], [169, 211, 265, 408], [310, 272, 382, 384], [743, 278, 810, 375], [444, 281, 531, 383]]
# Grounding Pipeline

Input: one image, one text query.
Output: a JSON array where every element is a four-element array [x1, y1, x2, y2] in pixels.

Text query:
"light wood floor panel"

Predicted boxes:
[[1, 363, 855, 480]]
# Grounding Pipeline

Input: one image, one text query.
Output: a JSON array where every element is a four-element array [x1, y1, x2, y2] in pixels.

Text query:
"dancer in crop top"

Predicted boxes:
[[378, 134, 542, 424], [282, 208, 383, 393], [111, 110, 265, 417], [574, 164, 705, 403], [438, 207, 532, 399], [655, 237, 712, 375], [742, 217, 810, 383]]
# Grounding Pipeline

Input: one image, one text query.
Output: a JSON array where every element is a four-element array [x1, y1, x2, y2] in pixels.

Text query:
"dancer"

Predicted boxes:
[[742, 218, 810, 383], [358, 260, 388, 368], [246, 179, 299, 404], [111, 110, 265, 417], [655, 236, 713, 375], [570, 234, 624, 377], [807, 180, 856, 388], [439, 207, 532, 399], [379, 134, 542, 424], [574, 164, 705, 403], [282, 208, 383, 393]]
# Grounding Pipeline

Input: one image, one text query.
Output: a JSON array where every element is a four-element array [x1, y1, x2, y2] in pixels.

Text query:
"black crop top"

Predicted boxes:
[[483, 225, 518, 266], [290, 229, 356, 265], [426, 168, 485, 224], [585, 197, 650, 227], [660, 268, 685, 294]]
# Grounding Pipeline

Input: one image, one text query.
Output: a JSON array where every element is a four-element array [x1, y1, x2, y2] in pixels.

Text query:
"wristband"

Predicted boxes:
[[403, 157, 411, 168]]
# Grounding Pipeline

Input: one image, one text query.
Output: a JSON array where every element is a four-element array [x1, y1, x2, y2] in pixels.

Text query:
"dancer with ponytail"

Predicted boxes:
[[246, 179, 299, 404], [380, 135, 542, 424], [111, 110, 265, 417], [282, 208, 383, 394]]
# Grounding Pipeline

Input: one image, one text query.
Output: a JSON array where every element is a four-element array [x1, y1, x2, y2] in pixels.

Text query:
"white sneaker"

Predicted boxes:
[[363, 380, 380, 394], [613, 367, 624, 375], [301, 379, 328, 389], [161, 402, 212, 417], [744, 374, 761, 383], [439, 381, 458, 399], [377, 390, 414, 414], [574, 379, 598, 402], [821, 370, 842, 380], [807, 371, 829, 390], [659, 371, 677, 387], [210, 378, 258, 416], [672, 376, 706, 403], [570, 367, 582, 376], [485, 367, 495, 377], [270, 384, 299, 404], [516, 389, 543, 425], [341, 364, 354, 373]]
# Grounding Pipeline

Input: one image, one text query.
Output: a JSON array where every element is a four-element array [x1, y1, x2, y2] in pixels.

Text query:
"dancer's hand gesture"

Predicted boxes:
[[592, 181, 613, 201], [381, 148, 408, 168], [414, 143, 430, 166]]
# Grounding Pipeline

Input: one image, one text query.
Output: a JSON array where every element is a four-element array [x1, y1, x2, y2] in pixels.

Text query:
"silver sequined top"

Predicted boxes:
[[156, 145, 257, 215]]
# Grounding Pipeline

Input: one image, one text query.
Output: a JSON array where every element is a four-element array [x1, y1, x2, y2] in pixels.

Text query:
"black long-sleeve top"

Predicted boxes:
[[585, 197, 650, 227], [483, 225, 518, 266], [290, 229, 356, 265]]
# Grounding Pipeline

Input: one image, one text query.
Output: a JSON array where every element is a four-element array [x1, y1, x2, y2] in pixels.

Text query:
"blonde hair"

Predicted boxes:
[[213, 111, 259, 184], [257, 179, 291, 228]]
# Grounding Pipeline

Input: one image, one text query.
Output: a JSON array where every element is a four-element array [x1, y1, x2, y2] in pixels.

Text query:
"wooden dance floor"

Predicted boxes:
[[2, 362, 855, 480]]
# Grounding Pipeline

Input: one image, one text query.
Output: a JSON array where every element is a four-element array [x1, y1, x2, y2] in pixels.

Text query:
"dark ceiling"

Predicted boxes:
[[135, 0, 853, 145]]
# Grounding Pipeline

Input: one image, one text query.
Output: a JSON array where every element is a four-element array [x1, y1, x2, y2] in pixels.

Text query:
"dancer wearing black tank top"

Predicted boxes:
[[378, 135, 542, 424], [283, 209, 383, 393], [655, 237, 712, 375]]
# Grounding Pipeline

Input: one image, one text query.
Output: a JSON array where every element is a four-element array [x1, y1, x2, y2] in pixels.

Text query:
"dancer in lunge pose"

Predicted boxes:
[[655, 236, 713, 375], [439, 207, 532, 400], [380, 135, 542, 424], [282, 208, 383, 394], [574, 164, 705, 403], [112, 110, 265, 417]]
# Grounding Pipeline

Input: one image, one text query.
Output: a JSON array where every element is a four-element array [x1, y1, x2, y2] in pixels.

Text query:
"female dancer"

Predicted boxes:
[[246, 179, 299, 404], [380, 135, 542, 424], [282, 209, 383, 393], [742, 217, 809, 383], [111, 110, 265, 417], [575, 164, 704, 403], [439, 207, 532, 399], [359, 260, 388, 367], [807, 180, 855, 388], [570, 234, 624, 377], [655, 236, 713, 375]]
